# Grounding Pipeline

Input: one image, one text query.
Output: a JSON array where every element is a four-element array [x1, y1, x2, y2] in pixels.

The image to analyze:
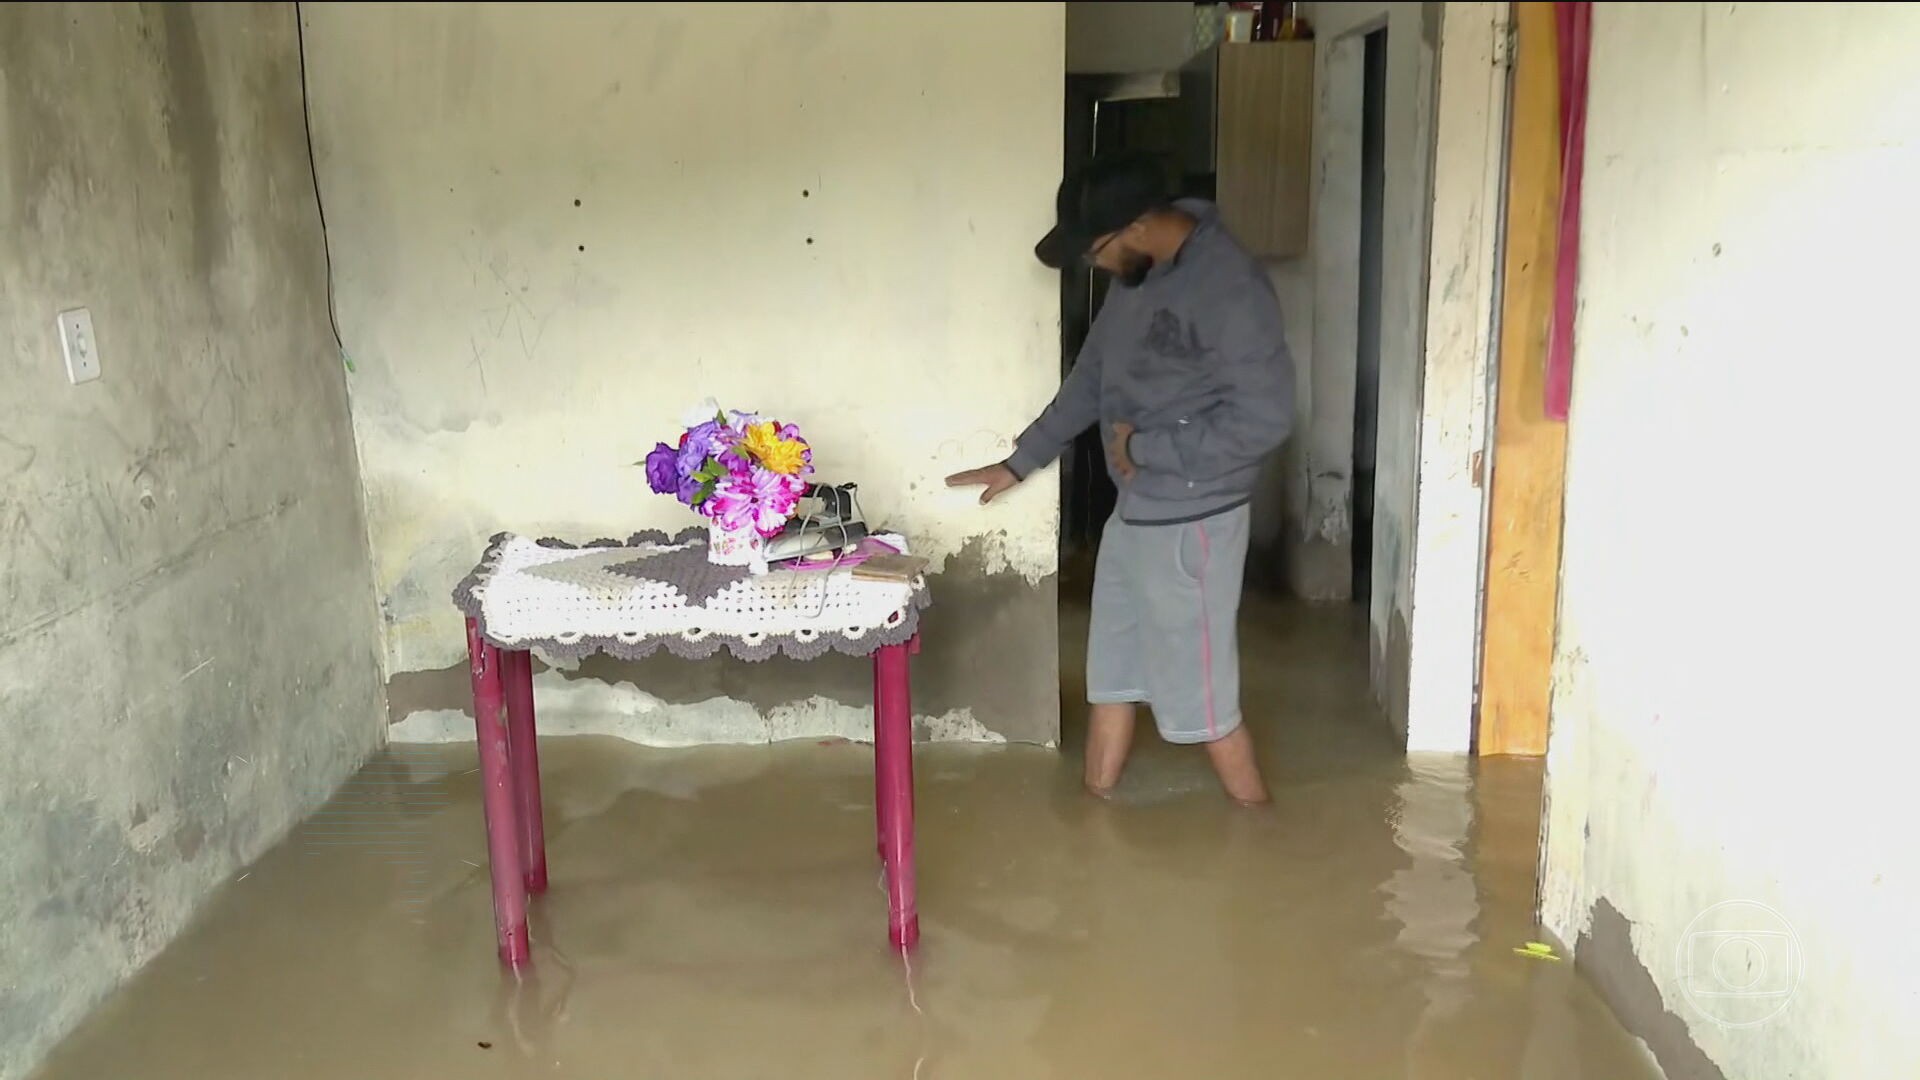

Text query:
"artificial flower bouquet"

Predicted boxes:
[[642, 402, 815, 569]]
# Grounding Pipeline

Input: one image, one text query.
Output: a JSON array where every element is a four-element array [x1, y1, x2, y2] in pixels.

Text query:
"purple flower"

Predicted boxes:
[[676, 420, 722, 479], [647, 410, 816, 528], [643, 443, 678, 495]]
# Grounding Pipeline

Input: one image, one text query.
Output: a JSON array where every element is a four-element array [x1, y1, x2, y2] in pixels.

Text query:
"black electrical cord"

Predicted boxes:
[[292, 1, 347, 364]]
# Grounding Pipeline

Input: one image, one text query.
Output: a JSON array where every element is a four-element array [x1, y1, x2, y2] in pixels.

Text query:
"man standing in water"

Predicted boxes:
[[947, 155, 1294, 806]]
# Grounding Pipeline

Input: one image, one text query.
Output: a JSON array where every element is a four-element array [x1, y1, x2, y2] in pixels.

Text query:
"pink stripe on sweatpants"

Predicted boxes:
[[1196, 523, 1216, 740]]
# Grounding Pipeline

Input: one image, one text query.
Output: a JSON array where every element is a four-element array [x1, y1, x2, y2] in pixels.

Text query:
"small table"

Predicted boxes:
[[452, 527, 931, 967]]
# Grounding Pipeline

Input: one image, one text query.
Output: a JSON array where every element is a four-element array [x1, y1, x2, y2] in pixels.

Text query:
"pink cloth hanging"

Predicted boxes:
[[1545, 1, 1592, 422]]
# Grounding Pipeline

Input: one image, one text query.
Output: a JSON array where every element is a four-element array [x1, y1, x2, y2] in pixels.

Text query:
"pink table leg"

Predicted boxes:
[[874, 642, 919, 949], [466, 619, 530, 967], [873, 656, 886, 864], [907, 635, 920, 823], [503, 650, 549, 894]]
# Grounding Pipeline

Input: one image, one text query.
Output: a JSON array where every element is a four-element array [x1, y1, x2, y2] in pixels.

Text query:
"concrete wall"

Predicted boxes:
[[1284, 1, 1496, 752], [1291, 2, 1467, 744], [303, 3, 1065, 746], [1541, 5, 1920, 1077], [0, 4, 387, 1076]]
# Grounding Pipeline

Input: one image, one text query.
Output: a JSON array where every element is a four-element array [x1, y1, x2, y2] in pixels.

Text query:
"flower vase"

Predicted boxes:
[[707, 519, 768, 574]]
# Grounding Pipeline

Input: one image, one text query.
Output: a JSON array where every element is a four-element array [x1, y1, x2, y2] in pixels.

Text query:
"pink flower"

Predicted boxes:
[[706, 478, 755, 533], [647, 408, 816, 537], [708, 465, 804, 537]]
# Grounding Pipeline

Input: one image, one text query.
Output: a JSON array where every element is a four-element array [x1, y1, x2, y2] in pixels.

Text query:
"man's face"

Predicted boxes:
[[1085, 222, 1153, 287]]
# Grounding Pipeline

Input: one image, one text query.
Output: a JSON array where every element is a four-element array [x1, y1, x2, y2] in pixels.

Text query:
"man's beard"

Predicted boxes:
[[1114, 249, 1153, 288]]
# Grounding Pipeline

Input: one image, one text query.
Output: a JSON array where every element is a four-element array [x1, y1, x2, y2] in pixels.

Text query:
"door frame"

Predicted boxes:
[[1398, 1, 1512, 752]]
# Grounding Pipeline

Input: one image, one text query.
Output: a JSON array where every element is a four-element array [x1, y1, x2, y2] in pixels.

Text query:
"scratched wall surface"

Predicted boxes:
[[0, 5, 386, 1076], [1541, 5, 1920, 1077], [303, 3, 1065, 744], [1295, 3, 1439, 742], [1400, 4, 1501, 755]]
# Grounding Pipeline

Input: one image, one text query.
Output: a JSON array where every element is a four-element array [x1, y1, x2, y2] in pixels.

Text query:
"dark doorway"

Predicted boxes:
[[1352, 28, 1388, 604]]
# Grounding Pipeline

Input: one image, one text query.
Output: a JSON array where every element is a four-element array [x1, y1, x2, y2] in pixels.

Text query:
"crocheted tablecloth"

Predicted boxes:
[[454, 528, 930, 662]]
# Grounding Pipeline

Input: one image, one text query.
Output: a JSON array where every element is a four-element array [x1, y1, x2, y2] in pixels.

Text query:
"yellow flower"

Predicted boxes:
[[743, 421, 808, 475]]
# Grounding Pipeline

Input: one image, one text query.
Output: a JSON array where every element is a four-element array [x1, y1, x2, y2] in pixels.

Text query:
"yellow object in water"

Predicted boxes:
[[1514, 941, 1562, 962]]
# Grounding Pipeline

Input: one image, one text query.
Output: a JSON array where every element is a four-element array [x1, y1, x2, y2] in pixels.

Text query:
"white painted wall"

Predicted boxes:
[[303, 3, 1065, 740], [1303, 0, 1436, 633], [1542, 4, 1920, 1076], [1298, 14, 1368, 596], [1362, 3, 1439, 731], [1298, 2, 1490, 751], [1252, 258, 1314, 563]]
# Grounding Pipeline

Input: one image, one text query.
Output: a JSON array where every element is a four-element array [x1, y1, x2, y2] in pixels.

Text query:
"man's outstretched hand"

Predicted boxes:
[[945, 463, 1019, 505]]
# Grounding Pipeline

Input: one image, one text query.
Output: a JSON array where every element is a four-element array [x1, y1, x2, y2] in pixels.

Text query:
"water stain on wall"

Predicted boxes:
[[159, 5, 228, 280], [388, 539, 1059, 745], [1577, 898, 1727, 1080]]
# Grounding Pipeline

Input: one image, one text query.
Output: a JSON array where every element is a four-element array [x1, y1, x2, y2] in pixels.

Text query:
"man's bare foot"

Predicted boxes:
[[1083, 703, 1137, 796], [1205, 726, 1270, 805]]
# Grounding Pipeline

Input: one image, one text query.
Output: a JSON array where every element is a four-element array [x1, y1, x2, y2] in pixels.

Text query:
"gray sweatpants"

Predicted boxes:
[[1086, 503, 1249, 744]]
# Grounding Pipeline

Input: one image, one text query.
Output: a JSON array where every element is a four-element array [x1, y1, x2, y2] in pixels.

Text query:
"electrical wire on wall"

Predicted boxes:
[[292, 1, 350, 371]]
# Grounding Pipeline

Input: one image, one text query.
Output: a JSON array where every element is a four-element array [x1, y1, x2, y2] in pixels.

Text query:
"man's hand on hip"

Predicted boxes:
[[946, 463, 1019, 505], [1107, 422, 1138, 483]]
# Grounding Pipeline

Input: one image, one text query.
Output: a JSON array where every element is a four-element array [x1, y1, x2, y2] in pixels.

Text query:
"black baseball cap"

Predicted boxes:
[[1034, 154, 1172, 269]]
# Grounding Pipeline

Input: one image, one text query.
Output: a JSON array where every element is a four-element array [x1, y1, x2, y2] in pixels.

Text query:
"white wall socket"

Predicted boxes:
[[57, 307, 102, 385]]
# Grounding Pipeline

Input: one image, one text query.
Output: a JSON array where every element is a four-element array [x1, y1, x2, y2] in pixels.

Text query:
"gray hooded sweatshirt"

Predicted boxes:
[[1005, 199, 1295, 525]]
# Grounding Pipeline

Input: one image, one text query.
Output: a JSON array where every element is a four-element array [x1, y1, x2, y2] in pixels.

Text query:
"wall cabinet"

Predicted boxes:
[[1214, 42, 1314, 259]]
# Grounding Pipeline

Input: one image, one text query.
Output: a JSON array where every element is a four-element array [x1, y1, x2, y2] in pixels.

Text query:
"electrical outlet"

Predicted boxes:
[[57, 307, 102, 384]]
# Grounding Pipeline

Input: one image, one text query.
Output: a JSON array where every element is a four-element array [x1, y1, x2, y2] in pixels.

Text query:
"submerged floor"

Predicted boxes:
[[35, 587, 1658, 1079]]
